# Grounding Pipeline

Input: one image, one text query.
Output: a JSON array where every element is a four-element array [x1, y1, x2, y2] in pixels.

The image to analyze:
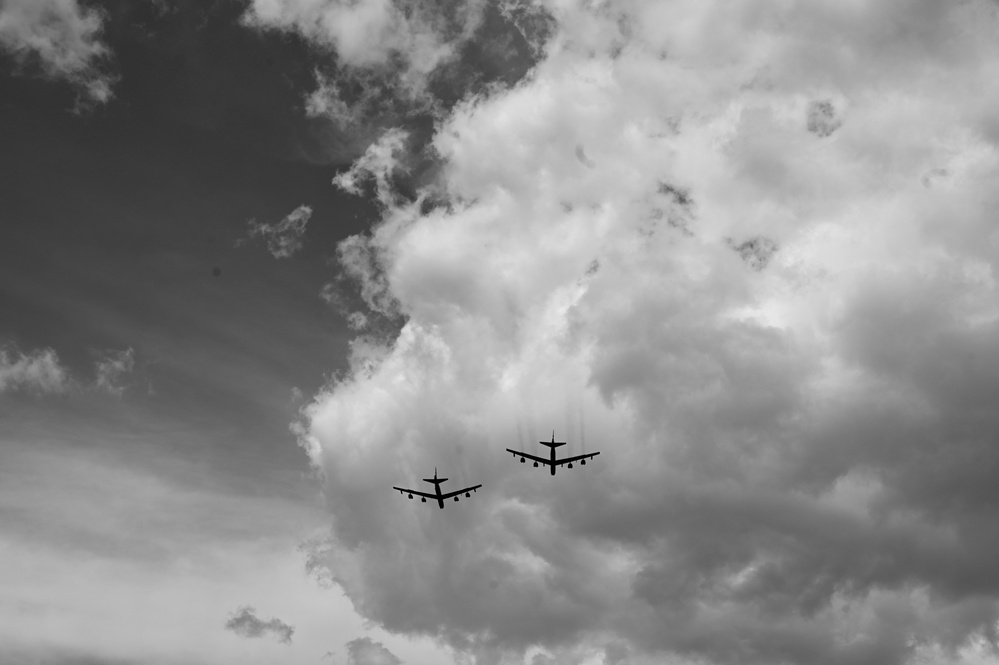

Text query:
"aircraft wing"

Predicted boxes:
[[554, 452, 601, 466], [439, 484, 482, 500], [393, 486, 438, 500], [506, 449, 552, 466]]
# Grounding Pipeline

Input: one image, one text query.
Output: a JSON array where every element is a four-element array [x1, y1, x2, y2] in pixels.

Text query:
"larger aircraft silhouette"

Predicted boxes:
[[393, 468, 482, 509], [507, 431, 600, 475]]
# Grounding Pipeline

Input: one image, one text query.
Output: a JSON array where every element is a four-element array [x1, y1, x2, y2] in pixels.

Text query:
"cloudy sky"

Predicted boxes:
[[3, 0, 999, 664]]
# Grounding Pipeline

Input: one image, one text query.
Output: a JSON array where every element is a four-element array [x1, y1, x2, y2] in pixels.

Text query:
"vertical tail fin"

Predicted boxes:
[[540, 430, 567, 448]]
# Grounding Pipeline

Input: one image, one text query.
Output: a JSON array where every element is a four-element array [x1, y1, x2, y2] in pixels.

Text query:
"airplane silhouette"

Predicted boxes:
[[393, 468, 482, 509], [507, 430, 600, 476]]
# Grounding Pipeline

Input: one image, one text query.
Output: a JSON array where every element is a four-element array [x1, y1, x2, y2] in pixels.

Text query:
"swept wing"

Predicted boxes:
[[439, 484, 483, 500], [554, 452, 601, 466], [392, 486, 438, 500], [505, 449, 552, 466]]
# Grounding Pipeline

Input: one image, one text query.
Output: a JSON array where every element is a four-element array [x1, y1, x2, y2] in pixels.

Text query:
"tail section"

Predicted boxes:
[[424, 467, 447, 484], [540, 430, 567, 448]]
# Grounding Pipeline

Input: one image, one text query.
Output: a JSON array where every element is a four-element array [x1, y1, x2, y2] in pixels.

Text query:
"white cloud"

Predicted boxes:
[[0, 0, 116, 106], [246, 204, 314, 259], [93, 347, 135, 397], [296, 1, 999, 664], [0, 345, 69, 394]]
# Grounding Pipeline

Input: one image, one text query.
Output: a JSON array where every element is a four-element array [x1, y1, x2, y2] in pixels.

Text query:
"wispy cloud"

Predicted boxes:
[[0, 0, 116, 107], [92, 347, 135, 397], [242, 0, 485, 103], [245, 204, 313, 259], [224, 605, 295, 644], [345, 637, 402, 665], [0, 344, 69, 394]]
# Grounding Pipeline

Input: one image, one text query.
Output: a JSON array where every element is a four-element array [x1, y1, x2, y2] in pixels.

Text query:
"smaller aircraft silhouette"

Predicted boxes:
[[507, 430, 600, 476], [393, 468, 482, 509]]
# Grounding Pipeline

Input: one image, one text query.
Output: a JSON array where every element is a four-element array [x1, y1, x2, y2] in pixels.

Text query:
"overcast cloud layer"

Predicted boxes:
[[294, 0, 999, 664]]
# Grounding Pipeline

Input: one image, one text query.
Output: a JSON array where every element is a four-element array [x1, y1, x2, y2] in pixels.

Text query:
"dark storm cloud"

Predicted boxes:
[[806, 99, 841, 137], [224, 605, 295, 644], [727, 235, 779, 271], [345, 637, 402, 665]]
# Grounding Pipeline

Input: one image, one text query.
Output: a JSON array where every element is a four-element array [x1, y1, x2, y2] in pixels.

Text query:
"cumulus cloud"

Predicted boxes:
[[223, 605, 294, 644], [242, 0, 550, 166], [92, 347, 134, 397], [0, 345, 69, 394], [246, 204, 313, 259], [0, 0, 116, 106], [295, 1, 999, 664], [345, 637, 402, 665]]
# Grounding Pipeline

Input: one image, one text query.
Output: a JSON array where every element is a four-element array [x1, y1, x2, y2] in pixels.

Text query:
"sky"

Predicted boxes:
[[3, 0, 999, 664]]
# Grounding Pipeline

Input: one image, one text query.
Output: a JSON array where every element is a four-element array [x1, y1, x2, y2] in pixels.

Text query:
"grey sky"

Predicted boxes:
[[3, 1, 999, 665]]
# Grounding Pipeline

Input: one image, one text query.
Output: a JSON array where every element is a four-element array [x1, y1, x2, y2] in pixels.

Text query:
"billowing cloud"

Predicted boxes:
[[295, 1, 999, 664], [345, 637, 402, 665], [93, 347, 134, 397], [243, 0, 550, 166], [224, 605, 294, 644], [246, 204, 313, 259], [0, 0, 116, 106], [0, 344, 69, 394]]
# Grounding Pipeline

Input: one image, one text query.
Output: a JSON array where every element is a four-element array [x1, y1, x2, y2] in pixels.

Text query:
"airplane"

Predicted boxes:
[[392, 468, 482, 509], [507, 430, 600, 476]]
